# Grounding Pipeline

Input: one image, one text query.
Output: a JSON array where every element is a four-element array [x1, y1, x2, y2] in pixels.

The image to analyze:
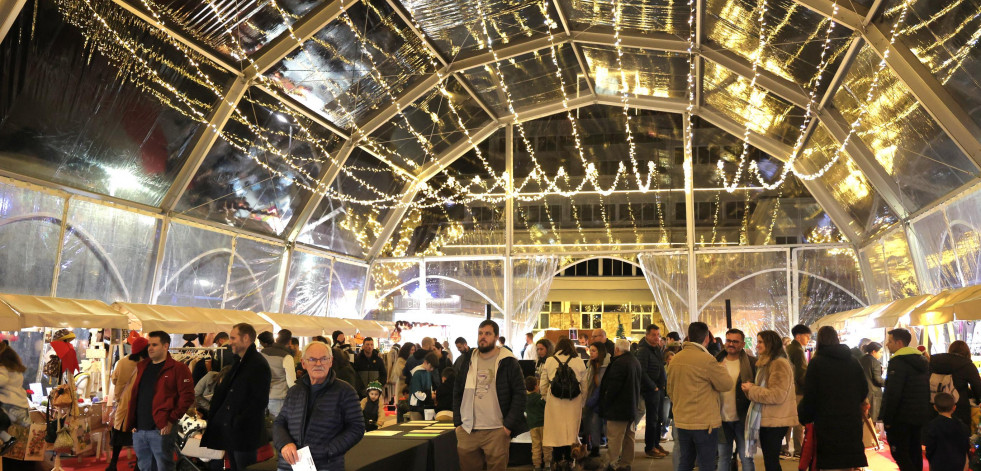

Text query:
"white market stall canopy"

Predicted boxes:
[[112, 302, 272, 334], [812, 294, 935, 331], [259, 312, 332, 337], [908, 285, 981, 326], [0, 294, 127, 329]]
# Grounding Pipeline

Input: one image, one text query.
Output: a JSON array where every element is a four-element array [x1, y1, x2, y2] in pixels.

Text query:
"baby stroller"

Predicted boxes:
[[175, 415, 223, 471]]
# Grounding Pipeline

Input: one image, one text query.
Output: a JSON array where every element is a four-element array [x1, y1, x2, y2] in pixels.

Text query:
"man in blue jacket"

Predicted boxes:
[[636, 324, 668, 458], [274, 341, 365, 471]]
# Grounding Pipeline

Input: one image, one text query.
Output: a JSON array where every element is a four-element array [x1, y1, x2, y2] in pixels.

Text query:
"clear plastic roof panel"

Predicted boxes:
[[910, 210, 962, 291], [381, 129, 508, 257], [296, 147, 411, 258], [833, 45, 979, 211], [157, 222, 234, 308], [284, 250, 333, 316], [796, 123, 899, 238], [224, 237, 286, 312], [58, 199, 161, 304], [401, 0, 554, 59], [581, 45, 688, 99], [0, 0, 228, 207], [328, 260, 368, 316], [264, 0, 437, 130], [366, 78, 494, 172], [885, 0, 981, 132], [944, 188, 981, 287], [696, 250, 790, 338], [701, 119, 843, 245], [860, 241, 892, 303], [151, 0, 323, 57], [0, 181, 65, 296], [559, 0, 691, 36], [701, 61, 807, 147], [703, 0, 854, 87], [176, 88, 344, 236], [795, 247, 866, 327], [511, 106, 688, 252], [460, 43, 589, 116]]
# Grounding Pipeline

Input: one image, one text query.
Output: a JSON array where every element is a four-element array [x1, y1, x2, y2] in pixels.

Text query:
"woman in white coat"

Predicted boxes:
[[540, 337, 589, 469]]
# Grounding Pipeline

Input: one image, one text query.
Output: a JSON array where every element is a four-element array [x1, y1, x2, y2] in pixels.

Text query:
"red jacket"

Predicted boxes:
[[127, 354, 194, 431]]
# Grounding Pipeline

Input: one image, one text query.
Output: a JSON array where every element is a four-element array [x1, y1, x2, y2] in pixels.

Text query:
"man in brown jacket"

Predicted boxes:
[[666, 322, 734, 471]]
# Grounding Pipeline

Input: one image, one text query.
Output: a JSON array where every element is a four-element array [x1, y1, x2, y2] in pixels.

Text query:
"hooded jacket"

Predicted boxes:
[[797, 343, 868, 469], [928, 352, 981, 426], [453, 346, 528, 437], [879, 346, 931, 426]]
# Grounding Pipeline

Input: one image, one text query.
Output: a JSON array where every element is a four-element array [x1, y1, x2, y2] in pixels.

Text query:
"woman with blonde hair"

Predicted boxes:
[[106, 337, 149, 471], [741, 330, 798, 471]]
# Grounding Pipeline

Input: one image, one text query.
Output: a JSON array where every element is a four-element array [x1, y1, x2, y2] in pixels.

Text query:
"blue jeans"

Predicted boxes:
[[133, 429, 175, 471], [581, 407, 602, 449], [719, 421, 754, 471], [677, 428, 719, 471]]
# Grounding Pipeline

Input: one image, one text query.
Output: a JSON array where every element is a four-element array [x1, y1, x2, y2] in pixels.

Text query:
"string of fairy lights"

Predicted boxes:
[[44, 0, 920, 252]]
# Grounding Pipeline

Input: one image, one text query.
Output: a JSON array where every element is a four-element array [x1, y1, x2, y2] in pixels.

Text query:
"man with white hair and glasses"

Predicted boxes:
[[273, 341, 365, 471]]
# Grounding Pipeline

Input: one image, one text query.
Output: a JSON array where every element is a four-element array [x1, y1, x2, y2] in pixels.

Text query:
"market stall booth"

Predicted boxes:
[[810, 294, 934, 348], [908, 285, 981, 355], [0, 294, 128, 463]]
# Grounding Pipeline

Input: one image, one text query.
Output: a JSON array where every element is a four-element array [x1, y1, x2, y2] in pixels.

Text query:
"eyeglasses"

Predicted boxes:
[[305, 357, 330, 364]]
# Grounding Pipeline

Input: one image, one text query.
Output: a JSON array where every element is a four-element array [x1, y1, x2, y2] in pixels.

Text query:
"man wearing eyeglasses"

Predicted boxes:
[[715, 329, 758, 471], [273, 341, 365, 471]]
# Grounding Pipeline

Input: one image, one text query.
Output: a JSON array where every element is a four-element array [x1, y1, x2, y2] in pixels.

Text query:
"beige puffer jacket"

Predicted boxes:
[[745, 356, 799, 427]]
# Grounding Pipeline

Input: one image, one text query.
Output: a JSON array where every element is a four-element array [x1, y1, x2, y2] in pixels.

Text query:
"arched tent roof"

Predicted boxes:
[[0, 0, 978, 262]]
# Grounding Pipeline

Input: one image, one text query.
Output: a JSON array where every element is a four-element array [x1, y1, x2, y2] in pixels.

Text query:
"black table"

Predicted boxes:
[[345, 422, 458, 471]]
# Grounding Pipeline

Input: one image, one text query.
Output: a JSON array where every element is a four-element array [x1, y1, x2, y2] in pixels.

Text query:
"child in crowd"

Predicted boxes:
[[408, 352, 439, 420], [925, 392, 970, 471], [434, 367, 455, 413], [361, 381, 385, 432], [525, 376, 549, 471], [397, 385, 410, 424]]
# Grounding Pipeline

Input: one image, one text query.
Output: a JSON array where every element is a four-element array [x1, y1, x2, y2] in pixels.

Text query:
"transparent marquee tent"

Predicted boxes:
[[0, 0, 979, 342]]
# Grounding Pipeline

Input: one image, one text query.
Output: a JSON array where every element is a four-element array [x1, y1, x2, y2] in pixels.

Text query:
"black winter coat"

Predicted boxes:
[[928, 353, 981, 427], [452, 350, 528, 437], [635, 338, 666, 396], [879, 350, 931, 426], [201, 344, 271, 451], [273, 372, 365, 471], [798, 344, 868, 470], [599, 352, 642, 422], [353, 350, 387, 385]]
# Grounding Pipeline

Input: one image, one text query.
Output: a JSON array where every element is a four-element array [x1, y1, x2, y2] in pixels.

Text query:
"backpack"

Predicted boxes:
[[549, 355, 581, 400], [929, 373, 960, 404]]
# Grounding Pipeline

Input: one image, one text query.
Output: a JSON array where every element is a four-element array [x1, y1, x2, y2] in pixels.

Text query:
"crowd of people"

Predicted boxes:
[[95, 319, 978, 471]]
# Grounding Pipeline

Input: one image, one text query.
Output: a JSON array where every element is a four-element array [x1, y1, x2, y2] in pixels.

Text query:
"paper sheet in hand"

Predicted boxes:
[[291, 446, 316, 471]]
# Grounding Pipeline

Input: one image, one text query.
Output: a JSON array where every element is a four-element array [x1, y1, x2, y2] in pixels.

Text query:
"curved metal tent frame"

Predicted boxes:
[[0, 0, 973, 262]]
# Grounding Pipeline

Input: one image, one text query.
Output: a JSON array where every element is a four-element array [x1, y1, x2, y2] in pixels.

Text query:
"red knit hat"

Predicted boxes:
[[131, 337, 148, 355]]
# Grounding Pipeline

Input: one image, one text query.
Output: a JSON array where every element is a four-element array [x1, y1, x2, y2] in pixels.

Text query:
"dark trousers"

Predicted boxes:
[[887, 423, 923, 471], [759, 426, 788, 471], [644, 390, 664, 451], [677, 427, 719, 471], [228, 450, 257, 471]]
